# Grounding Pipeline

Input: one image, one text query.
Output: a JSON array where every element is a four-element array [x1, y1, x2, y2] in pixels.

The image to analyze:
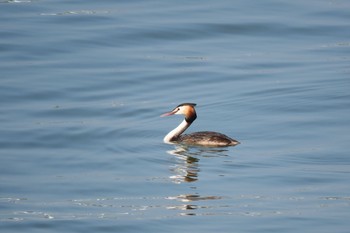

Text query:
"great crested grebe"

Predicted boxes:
[[161, 103, 239, 147]]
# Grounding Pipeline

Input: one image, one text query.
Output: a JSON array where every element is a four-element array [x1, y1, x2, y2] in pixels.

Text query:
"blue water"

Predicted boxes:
[[1, 0, 350, 232]]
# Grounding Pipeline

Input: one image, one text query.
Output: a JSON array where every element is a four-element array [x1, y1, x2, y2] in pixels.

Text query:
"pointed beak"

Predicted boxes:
[[160, 111, 176, 117], [161, 107, 179, 117]]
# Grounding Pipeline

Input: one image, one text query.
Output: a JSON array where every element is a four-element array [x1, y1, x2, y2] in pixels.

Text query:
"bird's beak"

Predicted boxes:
[[160, 109, 177, 117]]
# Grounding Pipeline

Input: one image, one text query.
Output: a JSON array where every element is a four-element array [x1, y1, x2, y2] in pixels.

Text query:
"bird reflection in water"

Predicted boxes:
[[166, 144, 229, 215], [168, 146, 200, 183], [167, 144, 229, 184]]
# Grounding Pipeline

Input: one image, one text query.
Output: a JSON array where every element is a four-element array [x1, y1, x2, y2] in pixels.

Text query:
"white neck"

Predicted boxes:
[[163, 119, 191, 143]]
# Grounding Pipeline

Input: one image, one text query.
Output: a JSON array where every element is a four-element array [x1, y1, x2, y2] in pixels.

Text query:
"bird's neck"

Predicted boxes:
[[163, 119, 192, 143]]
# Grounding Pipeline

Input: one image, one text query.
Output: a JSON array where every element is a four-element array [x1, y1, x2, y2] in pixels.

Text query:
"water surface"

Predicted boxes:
[[1, 0, 350, 232]]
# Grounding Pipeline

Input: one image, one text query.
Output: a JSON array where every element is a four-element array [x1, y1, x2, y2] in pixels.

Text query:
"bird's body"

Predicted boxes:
[[177, 131, 238, 147], [161, 103, 239, 147]]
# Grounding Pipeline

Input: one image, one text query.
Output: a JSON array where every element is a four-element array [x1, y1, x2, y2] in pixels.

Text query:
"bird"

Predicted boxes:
[[160, 103, 239, 147]]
